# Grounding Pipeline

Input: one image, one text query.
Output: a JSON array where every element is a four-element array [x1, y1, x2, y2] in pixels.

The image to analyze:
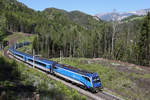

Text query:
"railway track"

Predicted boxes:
[[5, 49, 124, 100]]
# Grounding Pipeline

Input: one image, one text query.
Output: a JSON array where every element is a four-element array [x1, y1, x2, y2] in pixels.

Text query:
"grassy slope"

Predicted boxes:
[[51, 58, 150, 100], [4, 32, 35, 42], [0, 33, 86, 100]]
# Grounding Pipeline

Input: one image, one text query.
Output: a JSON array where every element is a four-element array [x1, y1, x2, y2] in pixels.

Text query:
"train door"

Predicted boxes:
[[24, 56, 26, 62], [50, 62, 57, 74], [50, 64, 53, 74]]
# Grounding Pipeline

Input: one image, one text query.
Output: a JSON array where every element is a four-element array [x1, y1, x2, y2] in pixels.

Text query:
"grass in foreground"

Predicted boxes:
[[0, 55, 86, 100], [51, 57, 150, 100]]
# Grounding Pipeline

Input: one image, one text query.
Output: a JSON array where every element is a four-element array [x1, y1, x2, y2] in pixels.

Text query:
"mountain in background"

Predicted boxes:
[[0, 0, 103, 35], [42, 8, 102, 30], [95, 8, 150, 21]]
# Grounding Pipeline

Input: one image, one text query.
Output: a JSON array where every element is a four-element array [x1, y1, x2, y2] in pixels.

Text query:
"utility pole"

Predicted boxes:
[[0, 43, 2, 50], [37, 34, 39, 55], [33, 49, 35, 68], [2, 43, 4, 56], [60, 50, 62, 64]]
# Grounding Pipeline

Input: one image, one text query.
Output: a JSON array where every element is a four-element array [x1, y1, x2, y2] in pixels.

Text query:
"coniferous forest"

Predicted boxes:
[[0, 0, 150, 67]]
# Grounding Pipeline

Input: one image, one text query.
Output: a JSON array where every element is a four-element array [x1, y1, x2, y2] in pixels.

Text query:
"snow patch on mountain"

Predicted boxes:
[[95, 8, 150, 21]]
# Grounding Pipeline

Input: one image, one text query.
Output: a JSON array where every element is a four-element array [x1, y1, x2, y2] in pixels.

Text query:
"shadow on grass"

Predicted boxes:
[[0, 31, 12, 41], [0, 85, 36, 100], [0, 56, 21, 81], [0, 56, 36, 100]]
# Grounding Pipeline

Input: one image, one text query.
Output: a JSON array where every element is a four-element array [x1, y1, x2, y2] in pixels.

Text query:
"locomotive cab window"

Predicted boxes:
[[93, 76, 100, 83], [83, 76, 90, 82]]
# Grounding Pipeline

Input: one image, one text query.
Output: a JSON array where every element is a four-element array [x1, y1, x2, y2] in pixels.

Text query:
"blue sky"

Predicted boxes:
[[18, 0, 150, 15]]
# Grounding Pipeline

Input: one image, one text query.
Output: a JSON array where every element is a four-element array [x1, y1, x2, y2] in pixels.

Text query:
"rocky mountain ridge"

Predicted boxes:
[[95, 8, 150, 21]]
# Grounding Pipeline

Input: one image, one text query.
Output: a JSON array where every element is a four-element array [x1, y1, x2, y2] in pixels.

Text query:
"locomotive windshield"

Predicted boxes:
[[93, 76, 100, 83]]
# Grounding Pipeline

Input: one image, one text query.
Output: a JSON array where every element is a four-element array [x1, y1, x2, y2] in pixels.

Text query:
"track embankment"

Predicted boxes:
[[7, 50, 124, 100]]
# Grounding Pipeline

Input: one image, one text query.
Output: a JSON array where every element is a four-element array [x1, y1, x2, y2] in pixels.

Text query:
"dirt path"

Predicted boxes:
[[91, 58, 150, 74], [4, 33, 32, 57]]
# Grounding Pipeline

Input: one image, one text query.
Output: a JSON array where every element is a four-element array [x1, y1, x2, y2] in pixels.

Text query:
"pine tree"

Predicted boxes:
[[0, 13, 7, 40], [138, 12, 150, 66]]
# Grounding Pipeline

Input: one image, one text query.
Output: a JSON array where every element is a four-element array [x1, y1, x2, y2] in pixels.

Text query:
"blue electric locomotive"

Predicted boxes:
[[9, 42, 103, 92], [53, 64, 102, 92]]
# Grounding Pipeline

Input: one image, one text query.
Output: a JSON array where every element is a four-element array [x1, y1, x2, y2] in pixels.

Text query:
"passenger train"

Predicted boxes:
[[9, 42, 103, 93]]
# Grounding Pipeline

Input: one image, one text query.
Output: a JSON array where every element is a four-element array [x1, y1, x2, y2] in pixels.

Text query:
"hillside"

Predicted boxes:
[[0, 0, 102, 36], [42, 8, 103, 30], [0, 0, 104, 57], [0, 0, 150, 67]]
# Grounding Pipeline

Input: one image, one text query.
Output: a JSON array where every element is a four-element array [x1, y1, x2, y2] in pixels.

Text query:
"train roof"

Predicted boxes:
[[56, 64, 95, 76], [13, 49, 56, 65], [10, 43, 98, 77], [36, 58, 56, 65], [12, 48, 96, 76]]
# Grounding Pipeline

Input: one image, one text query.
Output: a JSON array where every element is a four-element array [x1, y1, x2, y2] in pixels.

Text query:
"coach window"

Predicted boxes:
[[28, 59, 33, 62], [16, 54, 23, 58], [35, 61, 46, 67]]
